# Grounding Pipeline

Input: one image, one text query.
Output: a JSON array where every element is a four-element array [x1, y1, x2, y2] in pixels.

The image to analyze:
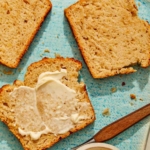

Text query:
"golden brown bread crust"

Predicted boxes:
[[65, 0, 150, 78], [0, 0, 52, 68], [0, 57, 95, 150]]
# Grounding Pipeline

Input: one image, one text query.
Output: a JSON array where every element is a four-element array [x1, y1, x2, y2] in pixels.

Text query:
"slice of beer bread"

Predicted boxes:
[[0, 57, 95, 150], [0, 0, 52, 68], [65, 0, 150, 78]]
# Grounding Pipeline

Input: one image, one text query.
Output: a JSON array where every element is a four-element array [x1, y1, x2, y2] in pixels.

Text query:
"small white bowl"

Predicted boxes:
[[76, 143, 119, 150]]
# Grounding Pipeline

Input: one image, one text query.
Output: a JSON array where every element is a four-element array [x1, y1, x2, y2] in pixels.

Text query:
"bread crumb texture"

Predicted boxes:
[[0, 57, 95, 150], [65, 0, 150, 78], [0, 0, 52, 68]]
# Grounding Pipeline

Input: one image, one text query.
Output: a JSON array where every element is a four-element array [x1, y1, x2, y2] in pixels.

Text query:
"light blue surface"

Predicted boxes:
[[0, 0, 150, 150]]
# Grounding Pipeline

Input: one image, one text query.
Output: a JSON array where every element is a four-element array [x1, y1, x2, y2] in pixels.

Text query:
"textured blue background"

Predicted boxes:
[[0, 0, 150, 150]]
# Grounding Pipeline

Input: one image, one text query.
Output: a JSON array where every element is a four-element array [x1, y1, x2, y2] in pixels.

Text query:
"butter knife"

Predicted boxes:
[[72, 103, 150, 150]]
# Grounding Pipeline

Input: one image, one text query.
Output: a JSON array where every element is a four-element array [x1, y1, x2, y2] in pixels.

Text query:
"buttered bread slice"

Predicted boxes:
[[0, 0, 52, 68], [0, 57, 95, 150], [65, 0, 150, 78]]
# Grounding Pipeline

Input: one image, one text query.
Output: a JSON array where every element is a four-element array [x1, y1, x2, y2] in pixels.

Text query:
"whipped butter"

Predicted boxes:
[[10, 69, 90, 140]]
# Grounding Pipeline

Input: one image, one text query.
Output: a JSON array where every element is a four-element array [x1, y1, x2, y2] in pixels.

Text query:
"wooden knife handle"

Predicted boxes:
[[94, 103, 150, 142]]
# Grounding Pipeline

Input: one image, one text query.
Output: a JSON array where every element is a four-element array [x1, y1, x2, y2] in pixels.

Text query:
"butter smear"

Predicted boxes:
[[10, 69, 90, 140]]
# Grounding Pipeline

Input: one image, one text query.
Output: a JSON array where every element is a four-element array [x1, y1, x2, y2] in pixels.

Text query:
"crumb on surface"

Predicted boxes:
[[130, 102, 134, 106], [111, 87, 117, 93], [55, 53, 61, 58], [102, 108, 110, 116], [130, 94, 136, 100], [138, 2, 141, 6], [18, 68, 22, 72], [122, 82, 126, 86], [44, 49, 50, 53], [139, 98, 143, 101], [3, 70, 13, 75]]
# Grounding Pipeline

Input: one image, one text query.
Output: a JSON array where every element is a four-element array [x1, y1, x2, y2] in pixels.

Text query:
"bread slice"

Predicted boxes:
[[65, 0, 150, 78], [0, 0, 52, 68], [0, 57, 95, 150]]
